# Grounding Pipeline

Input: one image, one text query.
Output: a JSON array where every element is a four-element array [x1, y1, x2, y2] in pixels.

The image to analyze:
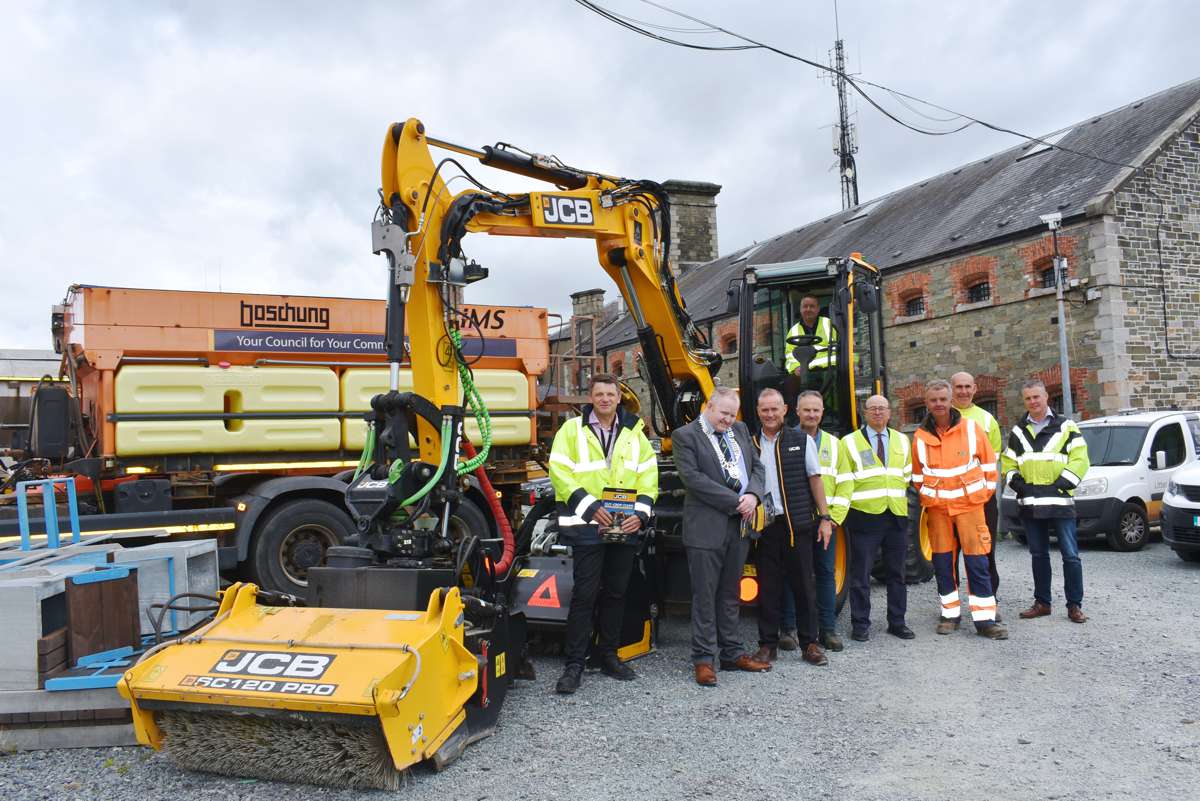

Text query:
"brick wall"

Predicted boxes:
[[1111, 116, 1200, 411]]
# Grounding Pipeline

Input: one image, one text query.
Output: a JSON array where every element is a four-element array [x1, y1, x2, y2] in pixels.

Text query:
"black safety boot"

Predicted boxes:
[[601, 655, 636, 681], [556, 664, 584, 694]]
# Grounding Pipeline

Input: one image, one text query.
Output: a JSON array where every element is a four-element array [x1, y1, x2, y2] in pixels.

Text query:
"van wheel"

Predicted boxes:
[[247, 499, 353, 595], [1107, 503, 1148, 552]]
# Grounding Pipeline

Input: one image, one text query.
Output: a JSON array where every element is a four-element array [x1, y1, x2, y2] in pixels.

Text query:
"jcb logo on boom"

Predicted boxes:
[[541, 196, 594, 226], [211, 650, 335, 679]]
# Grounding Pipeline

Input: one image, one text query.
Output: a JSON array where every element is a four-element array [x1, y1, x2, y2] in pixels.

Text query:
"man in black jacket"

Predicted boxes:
[[751, 389, 834, 666]]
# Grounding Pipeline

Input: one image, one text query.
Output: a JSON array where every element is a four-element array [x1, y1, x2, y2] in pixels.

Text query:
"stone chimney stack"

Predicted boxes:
[[663, 180, 721, 276], [570, 288, 606, 320]]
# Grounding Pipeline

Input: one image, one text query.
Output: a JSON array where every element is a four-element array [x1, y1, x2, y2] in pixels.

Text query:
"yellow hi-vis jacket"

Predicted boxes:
[[956, 403, 1002, 454], [812, 430, 847, 525], [833, 427, 911, 517], [784, 316, 837, 372], [548, 405, 658, 544], [1000, 411, 1090, 520]]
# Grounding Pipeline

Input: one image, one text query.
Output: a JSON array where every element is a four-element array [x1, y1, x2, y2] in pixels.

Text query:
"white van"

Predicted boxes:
[[1002, 411, 1200, 550], [1163, 460, 1200, 563]]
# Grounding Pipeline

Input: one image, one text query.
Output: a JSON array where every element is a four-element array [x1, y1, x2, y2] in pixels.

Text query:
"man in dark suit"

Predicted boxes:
[[673, 386, 771, 687]]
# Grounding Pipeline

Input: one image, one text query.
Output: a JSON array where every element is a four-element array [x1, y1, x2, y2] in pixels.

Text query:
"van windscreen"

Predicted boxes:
[[1079, 425, 1148, 466]]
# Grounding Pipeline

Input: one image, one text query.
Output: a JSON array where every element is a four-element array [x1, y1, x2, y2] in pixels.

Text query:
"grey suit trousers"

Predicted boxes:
[[687, 522, 750, 665]]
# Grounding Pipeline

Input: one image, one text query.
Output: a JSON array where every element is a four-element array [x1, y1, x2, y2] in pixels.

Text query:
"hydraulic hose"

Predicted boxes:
[[389, 417, 453, 507], [450, 328, 492, 473], [461, 439, 515, 577]]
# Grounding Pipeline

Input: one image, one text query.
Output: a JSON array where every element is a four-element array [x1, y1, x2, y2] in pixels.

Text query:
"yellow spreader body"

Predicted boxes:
[[118, 582, 480, 790]]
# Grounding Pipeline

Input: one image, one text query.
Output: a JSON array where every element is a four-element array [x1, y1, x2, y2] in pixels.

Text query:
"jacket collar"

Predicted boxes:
[[581, 403, 640, 432], [919, 407, 962, 438]]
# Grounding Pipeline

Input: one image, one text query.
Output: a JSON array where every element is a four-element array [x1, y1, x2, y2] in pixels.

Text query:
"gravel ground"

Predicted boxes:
[[4, 538, 1199, 801]]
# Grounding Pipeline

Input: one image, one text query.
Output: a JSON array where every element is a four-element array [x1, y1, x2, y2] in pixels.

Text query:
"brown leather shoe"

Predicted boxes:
[[1018, 601, 1052, 619], [752, 645, 777, 664], [694, 663, 717, 686], [719, 654, 772, 672], [936, 617, 961, 635], [1067, 605, 1088, 624], [802, 643, 828, 666]]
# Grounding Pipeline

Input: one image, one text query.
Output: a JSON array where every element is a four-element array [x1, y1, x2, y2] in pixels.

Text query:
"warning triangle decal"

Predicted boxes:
[[527, 574, 561, 608]]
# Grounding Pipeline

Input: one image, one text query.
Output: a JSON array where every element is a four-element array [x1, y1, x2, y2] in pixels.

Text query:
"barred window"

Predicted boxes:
[[1040, 267, 1057, 289], [908, 404, 927, 425], [967, 281, 992, 304], [977, 397, 999, 420], [904, 295, 926, 317]]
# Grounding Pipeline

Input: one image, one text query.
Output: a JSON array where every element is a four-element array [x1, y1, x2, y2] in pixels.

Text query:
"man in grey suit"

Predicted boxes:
[[673, 386, 772, 686]]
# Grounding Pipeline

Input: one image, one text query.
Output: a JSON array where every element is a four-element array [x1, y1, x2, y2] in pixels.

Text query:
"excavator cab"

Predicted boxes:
[[730, 253, 885, 436]]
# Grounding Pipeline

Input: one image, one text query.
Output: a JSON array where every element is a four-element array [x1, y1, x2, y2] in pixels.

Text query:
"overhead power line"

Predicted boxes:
[[573, 0, 1141, 171]]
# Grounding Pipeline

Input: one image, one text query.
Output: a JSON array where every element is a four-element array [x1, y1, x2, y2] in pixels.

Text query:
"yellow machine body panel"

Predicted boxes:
[[116, 419, 343, 455], [119, 583, 478, 771], [115, 365, 340, 413]]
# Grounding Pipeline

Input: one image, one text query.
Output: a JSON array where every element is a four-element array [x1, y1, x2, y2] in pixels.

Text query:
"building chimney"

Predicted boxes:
[[663, 179, 721, 276], [570, 288, 606, 320]]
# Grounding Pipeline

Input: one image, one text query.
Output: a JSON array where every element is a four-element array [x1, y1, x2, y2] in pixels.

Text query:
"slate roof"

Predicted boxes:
[[595, 78, 1200, 350]]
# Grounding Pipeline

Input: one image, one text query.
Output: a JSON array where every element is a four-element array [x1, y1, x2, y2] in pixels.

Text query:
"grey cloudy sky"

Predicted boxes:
[[4, 1, 1197, 348]]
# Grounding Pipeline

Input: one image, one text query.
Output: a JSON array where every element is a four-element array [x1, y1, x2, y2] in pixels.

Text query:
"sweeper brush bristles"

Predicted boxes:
[[156, 709, 407, 791]]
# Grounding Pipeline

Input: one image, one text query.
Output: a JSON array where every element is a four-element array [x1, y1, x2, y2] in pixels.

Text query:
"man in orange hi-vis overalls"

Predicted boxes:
[[912, 379, 1009, 641]]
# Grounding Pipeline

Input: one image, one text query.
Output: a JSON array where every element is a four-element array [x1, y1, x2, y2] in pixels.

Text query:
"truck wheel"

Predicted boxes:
[[248, 499, 354, 595], [1176, 549, 1200, 563], [1107, 502, 1148, 552]]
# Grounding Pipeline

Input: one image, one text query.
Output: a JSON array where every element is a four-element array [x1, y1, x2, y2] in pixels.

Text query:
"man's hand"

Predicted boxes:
[[593, 507, 614, 527], [619, 515, 643, 534], [1008, 475, 1028, 497], [818, 519, 833, 548], [737, 493, 758, 521]]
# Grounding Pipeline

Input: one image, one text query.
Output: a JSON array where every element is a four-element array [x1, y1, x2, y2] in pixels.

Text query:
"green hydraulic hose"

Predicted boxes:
[[353, 422, 376, 480], [389, 417, 454, 507], [451, 328, 492, 475]]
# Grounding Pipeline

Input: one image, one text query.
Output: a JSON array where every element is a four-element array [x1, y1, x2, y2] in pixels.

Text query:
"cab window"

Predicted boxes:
[[1148, 422, 1186, 469]]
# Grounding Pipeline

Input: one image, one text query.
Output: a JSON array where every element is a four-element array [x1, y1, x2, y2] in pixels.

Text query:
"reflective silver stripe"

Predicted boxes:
[[984, 481, 997, 490], [558, 514, 586, 526], [637, 457, 657, 474], [829, 497, 851, 507], [851, 488, 907, 501], [634, 501, 652, 515], [1043, 430, 1066, 456], [817, 466, 837, 476], [915, 437, 928, 473], [549, 452, 576, 470], [1068, 436, 1087, 451], [1016, 452, 1068, 464], [853, 466, 886, 480], [574, 493, 599, 518], [836, 472, 856, 483], [1003, 448, 1018, 460], [969, 594, 997, 622], [1012, 427, 1034, 454], [1017, 495, 1074, 506], [1060, 469, 1081, 487], [967, 421, 978, 461], [980, 463, 998, 473], [922, 461, 980, 478], [940, 591, 962, 618], [919, 486, 936, 498], [912, 474, 924, 484]]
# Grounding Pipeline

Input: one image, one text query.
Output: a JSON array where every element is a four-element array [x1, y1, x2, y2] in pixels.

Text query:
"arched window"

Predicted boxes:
[[720, 333, 738, 356], [966, 280, 991, 304]]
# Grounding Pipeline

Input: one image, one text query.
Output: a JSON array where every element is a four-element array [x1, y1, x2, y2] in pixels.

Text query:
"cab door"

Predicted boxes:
[[1145, 418, 1189, 521]]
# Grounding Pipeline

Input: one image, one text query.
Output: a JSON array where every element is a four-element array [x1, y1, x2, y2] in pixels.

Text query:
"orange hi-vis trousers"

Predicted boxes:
[[926, 505, 997, 627]]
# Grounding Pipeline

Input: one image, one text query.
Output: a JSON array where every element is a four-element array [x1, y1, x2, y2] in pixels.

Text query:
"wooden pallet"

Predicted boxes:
[[0, 687, 136, 750]]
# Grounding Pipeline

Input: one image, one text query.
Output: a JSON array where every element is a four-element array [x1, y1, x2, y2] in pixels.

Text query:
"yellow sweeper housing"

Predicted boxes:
[[119, 582, 480, 790]]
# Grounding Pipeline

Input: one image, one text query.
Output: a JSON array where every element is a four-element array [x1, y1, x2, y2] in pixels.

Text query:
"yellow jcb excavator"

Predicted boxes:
[[119, 119, 897, 789]]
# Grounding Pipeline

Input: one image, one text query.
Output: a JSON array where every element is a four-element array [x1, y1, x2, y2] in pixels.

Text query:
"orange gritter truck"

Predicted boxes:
[[0, 284, 550, 594]]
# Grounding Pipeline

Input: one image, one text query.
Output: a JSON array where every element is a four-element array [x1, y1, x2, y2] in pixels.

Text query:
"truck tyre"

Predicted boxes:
[[1107, 502, 1148, 552], [247, 499, 354, 595]]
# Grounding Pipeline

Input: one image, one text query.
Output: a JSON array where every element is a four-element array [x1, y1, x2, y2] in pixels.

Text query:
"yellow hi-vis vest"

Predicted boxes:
[[784, 316, 837, 372], [833, 427, 911, 516], [812, 430, 847, 525], [548, 408, 658, 542], [956, 403, 1002, 454]]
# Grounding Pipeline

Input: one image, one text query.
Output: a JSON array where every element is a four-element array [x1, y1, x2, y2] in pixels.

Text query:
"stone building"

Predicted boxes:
[[592, 79, 1200, 429]]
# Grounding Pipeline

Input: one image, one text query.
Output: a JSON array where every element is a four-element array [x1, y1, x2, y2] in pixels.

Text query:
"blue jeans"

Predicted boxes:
[[782, 527, 839, 633], [1022, 516, 1084, 607]]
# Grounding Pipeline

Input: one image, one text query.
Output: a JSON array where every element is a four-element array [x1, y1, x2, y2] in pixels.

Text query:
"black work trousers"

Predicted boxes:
[[564, 542, 638, 668], [756, 520, 818, 649], [846, 508, 908, 633]]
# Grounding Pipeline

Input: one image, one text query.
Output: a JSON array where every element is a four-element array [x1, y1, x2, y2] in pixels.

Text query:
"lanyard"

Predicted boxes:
[[591, 421, 617, 465]]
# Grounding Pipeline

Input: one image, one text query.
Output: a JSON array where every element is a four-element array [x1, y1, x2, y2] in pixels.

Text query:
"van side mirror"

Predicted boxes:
[[1154, 450, 1167, 470]]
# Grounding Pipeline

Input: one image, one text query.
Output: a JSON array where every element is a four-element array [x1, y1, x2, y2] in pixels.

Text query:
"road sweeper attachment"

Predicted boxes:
[[119, 581, 518, 790]]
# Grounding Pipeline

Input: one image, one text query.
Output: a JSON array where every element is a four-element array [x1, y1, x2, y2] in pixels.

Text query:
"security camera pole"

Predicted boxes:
[[1040, 212, 1074, 418]]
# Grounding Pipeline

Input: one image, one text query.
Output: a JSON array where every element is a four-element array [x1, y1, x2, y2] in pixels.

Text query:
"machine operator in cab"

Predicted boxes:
[[783, 294, 837, 378], [548, 374, 659, 695]]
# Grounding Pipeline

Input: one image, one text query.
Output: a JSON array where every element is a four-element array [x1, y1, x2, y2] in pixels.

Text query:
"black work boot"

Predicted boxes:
[[601, 654, 636, 681], [556, 664, 584, 694]]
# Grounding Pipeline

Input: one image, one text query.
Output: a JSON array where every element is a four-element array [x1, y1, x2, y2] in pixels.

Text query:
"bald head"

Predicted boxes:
[[863, 394, 891, 432], [950, 372, 976, 409]]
